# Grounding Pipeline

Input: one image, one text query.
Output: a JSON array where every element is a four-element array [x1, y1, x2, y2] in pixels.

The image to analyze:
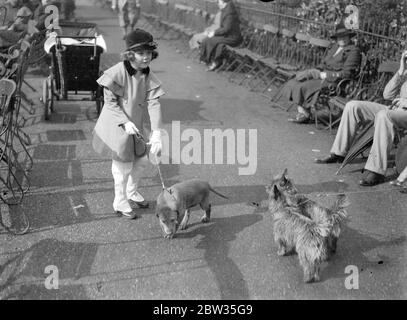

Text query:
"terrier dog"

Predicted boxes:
[[268, 169, 349, 255], [266, 184, 332, 283]]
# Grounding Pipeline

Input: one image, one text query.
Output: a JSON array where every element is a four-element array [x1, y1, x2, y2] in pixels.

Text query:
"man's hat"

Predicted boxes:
[[331, 21, 356, 39], [16, 7, 33, 18], [125, 28, 157, 51]]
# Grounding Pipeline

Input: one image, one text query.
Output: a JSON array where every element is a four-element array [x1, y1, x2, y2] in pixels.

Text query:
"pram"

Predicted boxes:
[[43, 21, 107, 119]]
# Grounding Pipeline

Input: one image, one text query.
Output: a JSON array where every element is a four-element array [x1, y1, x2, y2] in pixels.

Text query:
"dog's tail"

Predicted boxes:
[[330, 194, 349, 222], [209, 187, 229, 199], [311, 218, 332, 238]]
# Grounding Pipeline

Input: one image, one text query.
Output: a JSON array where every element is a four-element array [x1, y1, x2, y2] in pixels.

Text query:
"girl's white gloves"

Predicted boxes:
[[123, 121, 140, 135], [149, 130, 162, 156], [123, 123, 162, 155]]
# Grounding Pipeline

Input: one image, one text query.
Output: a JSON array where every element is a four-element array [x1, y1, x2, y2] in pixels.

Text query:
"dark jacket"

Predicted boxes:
[[280, 42, 361, 107], [213, 1, 242, 41], [318, 43, 361, 82]]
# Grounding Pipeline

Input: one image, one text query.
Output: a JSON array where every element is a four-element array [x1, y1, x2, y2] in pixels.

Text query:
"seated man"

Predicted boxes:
[[199, 0, 242, 71], [8, 4, 33, 32], [280, 22, 361, 123], [316, 50, 407, 186]]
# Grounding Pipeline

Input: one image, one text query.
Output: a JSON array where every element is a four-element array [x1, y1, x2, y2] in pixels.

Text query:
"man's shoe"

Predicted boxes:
[[315, 154, 345, 164], [129, 199, 149, 209], [359, 171, 385, 187], [290, 113, 310, 124], [206, 61, 219, 72], [115, 210, 138, 219]]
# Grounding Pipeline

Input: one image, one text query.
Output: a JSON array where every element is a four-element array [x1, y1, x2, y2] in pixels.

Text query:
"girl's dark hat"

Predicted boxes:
[[125, 29, 157, 51], [331, 22, 356, 39]]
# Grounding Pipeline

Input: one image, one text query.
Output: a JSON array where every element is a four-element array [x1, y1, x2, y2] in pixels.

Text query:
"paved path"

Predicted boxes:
[[0, 1, 406, 299]]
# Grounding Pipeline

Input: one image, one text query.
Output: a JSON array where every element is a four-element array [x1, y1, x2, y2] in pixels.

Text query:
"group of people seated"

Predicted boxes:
[[188, 0, 407, 189], [315, 51, 407, 188], [0, 0, 76, 35], [279, 22, 407, 188]]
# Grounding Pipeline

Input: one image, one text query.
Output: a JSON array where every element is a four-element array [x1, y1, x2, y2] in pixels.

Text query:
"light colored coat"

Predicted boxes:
[[93, 61, 165, 162], [112, 0, 140, 10]]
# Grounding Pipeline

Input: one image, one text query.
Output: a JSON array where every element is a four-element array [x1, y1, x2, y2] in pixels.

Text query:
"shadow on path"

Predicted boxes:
[[177, 213, 263, 299], [0, 238, 98, 299]]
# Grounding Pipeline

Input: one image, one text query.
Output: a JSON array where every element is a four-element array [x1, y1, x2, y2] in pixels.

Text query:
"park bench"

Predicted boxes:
[[214, 20, 259, 74], [226, 22, 268, 84], [265, 35, 332, 111], [324, 58, 397, 132]]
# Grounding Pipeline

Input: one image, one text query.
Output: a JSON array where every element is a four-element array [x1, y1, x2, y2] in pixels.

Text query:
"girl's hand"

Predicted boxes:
[[149, 130, 162, 156], [123, 121, 140, 135]]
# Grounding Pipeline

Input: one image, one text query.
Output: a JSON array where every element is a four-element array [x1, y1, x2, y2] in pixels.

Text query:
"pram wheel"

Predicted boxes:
[[42, 76, 54, 120]]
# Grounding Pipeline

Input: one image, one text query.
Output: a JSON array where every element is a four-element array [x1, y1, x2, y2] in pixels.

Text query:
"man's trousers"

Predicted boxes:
[[331, 100, 407, 175]]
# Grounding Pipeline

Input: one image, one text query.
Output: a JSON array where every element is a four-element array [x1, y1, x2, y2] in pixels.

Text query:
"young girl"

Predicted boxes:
[[93, 29, 164, 219]]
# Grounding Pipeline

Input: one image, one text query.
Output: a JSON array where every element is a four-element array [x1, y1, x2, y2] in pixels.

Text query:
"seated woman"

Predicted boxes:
[[280, 22, 361, 123], [189, 10, 221, 51], [199, 0, 242, 72]]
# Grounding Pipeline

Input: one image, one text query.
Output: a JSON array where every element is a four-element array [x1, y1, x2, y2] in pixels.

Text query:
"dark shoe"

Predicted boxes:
[[129, 199, 149, 209], [315, 154, 345, 164], [290, 113, 310, 124], [115, 210, 138, 219], [359, 171, 385, 186]]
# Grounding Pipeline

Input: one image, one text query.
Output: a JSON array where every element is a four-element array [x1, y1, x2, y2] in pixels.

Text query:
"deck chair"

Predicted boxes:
[[269, 36, 331, 111], [315, 52, 368, 133]]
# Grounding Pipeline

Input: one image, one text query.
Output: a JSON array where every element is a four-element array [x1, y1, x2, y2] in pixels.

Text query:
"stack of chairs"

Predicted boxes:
[[222, 22, 268, 84], [1, 38, 35, 234]]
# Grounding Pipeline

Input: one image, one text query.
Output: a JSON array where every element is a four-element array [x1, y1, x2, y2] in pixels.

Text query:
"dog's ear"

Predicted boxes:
[[273, 185, 281, 200], [279, 174, 288, 187], [282, 168, 288, 179]]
